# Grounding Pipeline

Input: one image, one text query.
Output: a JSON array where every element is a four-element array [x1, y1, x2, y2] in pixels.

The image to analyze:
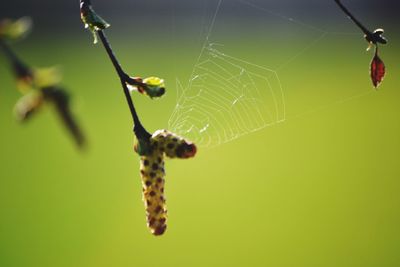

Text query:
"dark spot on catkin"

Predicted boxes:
[[153, 225, 166, 236], [175, 146, 183, 157], [145, 180, 152, 187], [149, 191, 156, 197], [150, 172, 156, 178], [152, 163, 158, 170], [154, 206, 162, 214], [144, 160, 149, 166], [157, 177, 162, 183], [167, 143, 175, 149]]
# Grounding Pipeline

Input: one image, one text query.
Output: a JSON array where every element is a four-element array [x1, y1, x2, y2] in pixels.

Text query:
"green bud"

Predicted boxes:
[[16, 66, 62, 93], [126, 76, 166, 99], [80, 3, 110, 44], [143, 77, 166, 98]]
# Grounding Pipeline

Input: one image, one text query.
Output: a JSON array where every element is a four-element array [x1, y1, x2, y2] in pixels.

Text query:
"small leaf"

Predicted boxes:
[[370, 48, 385, 88], [16, 75, 34, 94]]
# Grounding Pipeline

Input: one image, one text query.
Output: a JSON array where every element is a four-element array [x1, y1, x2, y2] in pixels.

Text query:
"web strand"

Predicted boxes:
[[169, 0, 376, 148]]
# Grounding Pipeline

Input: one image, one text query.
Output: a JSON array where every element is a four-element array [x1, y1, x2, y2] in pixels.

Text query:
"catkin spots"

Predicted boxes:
[[140, 147, 167, 235], [138, 129, 197, 236]]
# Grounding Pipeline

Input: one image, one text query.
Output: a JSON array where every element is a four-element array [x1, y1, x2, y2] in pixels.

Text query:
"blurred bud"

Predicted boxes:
[[33, 67, 62, 88], [14, 91, 44, 121], [127, 76, 166, 99], [16, 75, 34, 94], [0, 17, 32, 41], [80, 2, 110, 44], [15, 66, 62, 94]]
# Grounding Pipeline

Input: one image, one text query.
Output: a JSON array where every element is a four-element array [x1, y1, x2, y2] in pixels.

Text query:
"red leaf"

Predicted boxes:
[[370, 50, 385, 88]]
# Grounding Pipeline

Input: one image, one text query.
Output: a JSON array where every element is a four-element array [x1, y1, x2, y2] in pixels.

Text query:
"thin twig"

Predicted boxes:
[[97, 30, 151, 141], [81, 0, 150, 140], [334, 0, 371, 35], [334, 0, 387, 46]]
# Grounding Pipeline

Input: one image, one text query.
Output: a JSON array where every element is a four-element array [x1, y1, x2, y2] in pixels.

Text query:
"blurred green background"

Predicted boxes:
[[1, 1, 399, 266]]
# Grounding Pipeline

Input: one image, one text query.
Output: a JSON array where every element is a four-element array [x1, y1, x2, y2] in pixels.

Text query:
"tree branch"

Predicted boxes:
[[0, 38, 32, 79]]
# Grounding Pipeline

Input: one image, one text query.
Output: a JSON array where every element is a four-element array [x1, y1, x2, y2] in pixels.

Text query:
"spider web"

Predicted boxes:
[[168, 0, 373, 148], [168, 43, 285, 148]]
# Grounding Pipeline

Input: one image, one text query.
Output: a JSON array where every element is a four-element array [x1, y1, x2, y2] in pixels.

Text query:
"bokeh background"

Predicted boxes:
[[1, 0, 399, 266]]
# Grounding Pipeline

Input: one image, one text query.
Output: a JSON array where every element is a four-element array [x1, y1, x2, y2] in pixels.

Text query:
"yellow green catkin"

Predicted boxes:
[[138, 130, 197, 236]]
